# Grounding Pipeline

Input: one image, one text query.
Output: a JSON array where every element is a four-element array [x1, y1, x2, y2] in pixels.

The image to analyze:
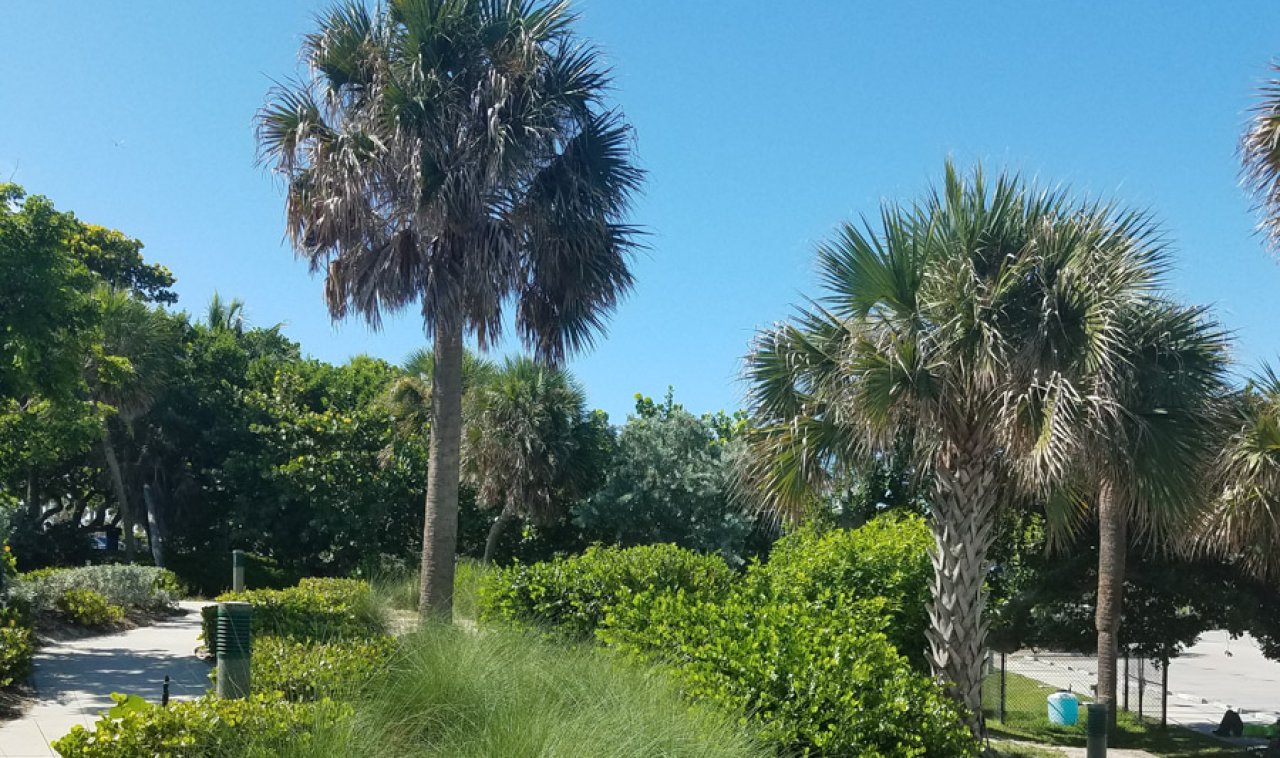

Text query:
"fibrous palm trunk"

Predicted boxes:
[[101, 425, 136, 562], [483, 503, 517, 564], [1095, 479, 1126, 733], [927, 438, 998, 738], [419, 319, 463, 620]]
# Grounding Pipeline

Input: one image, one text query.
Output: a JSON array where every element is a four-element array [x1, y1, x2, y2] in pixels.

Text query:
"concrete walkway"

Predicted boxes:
[[0, 601, 210, 758]]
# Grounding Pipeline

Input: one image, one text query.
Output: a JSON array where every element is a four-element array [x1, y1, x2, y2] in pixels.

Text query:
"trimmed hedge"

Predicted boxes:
[[202, 578, 386, 645], [249, 636, 396, 701], [479, 543, 734, 637], [52, 693, 348, 757]]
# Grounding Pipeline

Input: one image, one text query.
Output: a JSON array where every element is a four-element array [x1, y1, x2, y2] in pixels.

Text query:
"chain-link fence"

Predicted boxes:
[[983, 650, 1171, 728]]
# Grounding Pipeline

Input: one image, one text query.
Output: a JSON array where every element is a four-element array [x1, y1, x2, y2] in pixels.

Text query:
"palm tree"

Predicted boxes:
[[1197, 368, 1280, 584], [743, 163, 1166, 732], [205, 292, 247, 335], [1080, 302, 1229, 729], [85, 289, 179, 562], [258, 1, 641, 618], [464, 357, 597, 562], [1242, 63, 1280, 251]]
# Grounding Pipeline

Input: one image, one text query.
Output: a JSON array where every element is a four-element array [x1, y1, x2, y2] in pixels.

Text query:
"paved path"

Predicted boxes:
[[0, 602, 210, 758]]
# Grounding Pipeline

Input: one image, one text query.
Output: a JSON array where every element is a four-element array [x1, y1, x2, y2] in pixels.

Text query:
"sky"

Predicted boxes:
[[4, 2, 1280, 422]]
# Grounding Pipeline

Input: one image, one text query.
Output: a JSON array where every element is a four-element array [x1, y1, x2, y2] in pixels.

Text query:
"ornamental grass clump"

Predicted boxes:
[[301, 623, 769, 758]]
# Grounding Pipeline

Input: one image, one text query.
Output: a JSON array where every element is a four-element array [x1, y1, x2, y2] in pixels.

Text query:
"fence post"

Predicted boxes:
[[1122, 653, 1129, 712], [232, 549, 246, 593], [1087, 702, 1108, 757], [1160, 656, 1168, 729], [1000, 652, 1007, 723], [1137, 656, 1145, 720]]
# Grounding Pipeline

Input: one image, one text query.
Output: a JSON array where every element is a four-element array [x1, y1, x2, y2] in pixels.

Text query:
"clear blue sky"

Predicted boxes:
[[4, 2, 1280, 422]]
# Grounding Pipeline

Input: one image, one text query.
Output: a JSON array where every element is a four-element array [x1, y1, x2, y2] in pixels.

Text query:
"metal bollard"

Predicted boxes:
[[215, 601, 252, 699], [232, 549, 246, 593], [1086, 702, 1108, 758], [162, 675, 170, 707]]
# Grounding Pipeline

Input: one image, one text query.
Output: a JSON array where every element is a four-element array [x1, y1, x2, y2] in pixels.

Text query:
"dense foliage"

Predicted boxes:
[[52, 693, 348, 758], [479, 543, 735, 638], [603, 590, 973, 757], [54, 588, 124, 628], [761, 515, 933, 668], [13, 565, 180, 616], [574, 392, 763, 565], [481, 518, 975, 756], [203, 578, 386, 644], [249, 636, 396, 702]]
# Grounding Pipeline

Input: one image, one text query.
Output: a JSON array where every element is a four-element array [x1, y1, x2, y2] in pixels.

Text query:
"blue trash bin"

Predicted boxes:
[[1047, 690, 1080, 726]]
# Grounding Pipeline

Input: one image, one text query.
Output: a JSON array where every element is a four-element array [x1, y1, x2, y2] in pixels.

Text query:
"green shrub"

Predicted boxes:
[[479, 543, 733, 637], [761, 515, 933, 667], [249, 636, 396, 701], [203, 578, 386, 644], [56, 588, 124, 628], [52, 693, 349, 757], [14, 565, 182, 615], [601, 585, 976, 757], [0, 608, 34, 688]]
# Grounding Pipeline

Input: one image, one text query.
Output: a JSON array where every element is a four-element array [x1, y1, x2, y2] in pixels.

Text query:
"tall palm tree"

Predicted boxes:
[[1242, 62, 1280, 251], [743, 163, 1165, 732], [464, 356, 596, 562], [1080, 302, 1229, 729], [258, 1, 641, 618], [1197, 368, 1280, 584]]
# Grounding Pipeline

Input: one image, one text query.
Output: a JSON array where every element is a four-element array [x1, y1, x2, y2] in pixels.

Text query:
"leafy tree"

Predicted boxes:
[[574, 391, 760, 565], [464, 357, 604, 562], [742, 163, 1167, 731], [0, 185, 97, 400], [69, 224, 175, 304], [258, 0, 643, 619], [227, 356, 427, 576]]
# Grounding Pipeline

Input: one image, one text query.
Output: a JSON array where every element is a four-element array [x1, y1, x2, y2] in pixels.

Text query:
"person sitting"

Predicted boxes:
[[1213, 709, 1244, 738]]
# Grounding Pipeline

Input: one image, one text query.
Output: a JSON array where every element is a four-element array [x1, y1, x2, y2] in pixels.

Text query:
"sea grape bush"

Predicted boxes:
[[52, 693, 349, 757], [601, 586, 974, 757], [248, 635, 397, 702], [203, 577, 386, 644], [761, 515, 933, 668], [478, 543, 734, 638]]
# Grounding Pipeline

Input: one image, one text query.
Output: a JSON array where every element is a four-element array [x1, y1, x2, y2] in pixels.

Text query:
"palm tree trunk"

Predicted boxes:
[[101, 425, 136, 562], [483, 504, 517, 564], [419, 318, 463, 620], [928, 443, 998, 738], [1095, 478, 1126, 732]]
